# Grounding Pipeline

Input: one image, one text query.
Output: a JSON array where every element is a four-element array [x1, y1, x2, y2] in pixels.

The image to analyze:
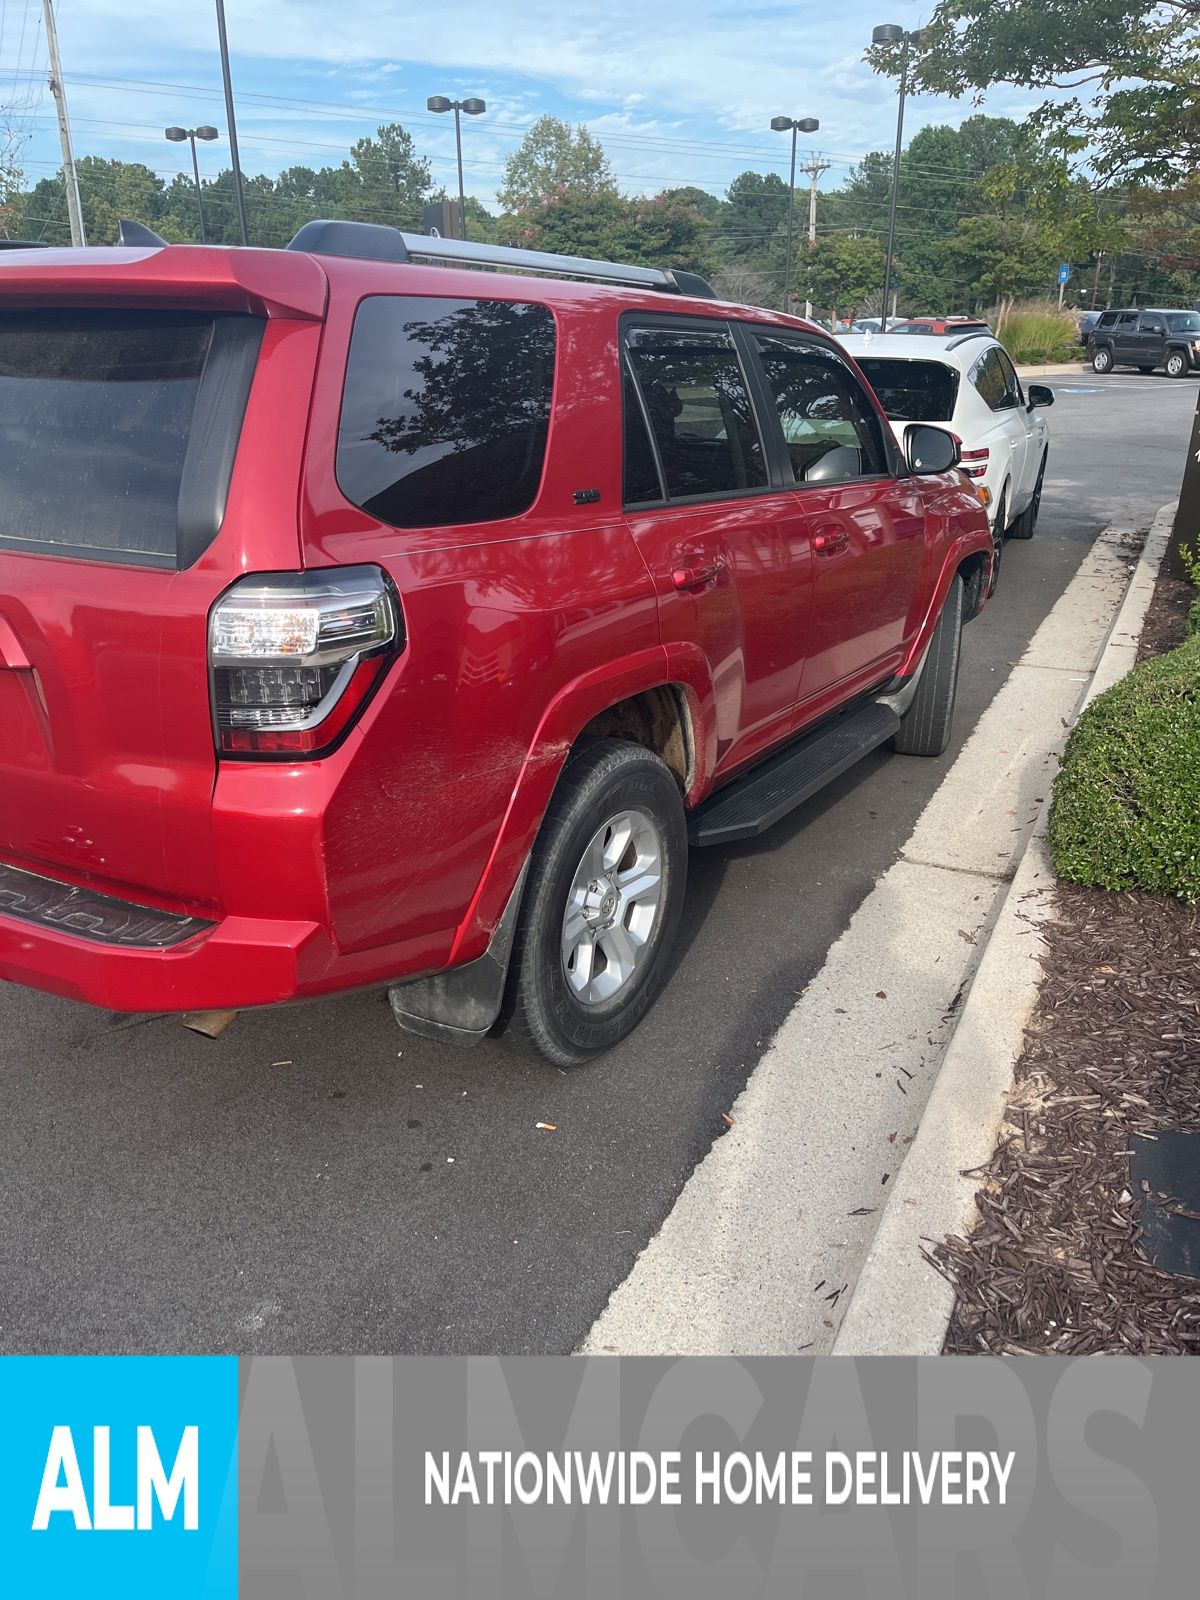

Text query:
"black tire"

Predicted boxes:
[[985, 488, 1007, 599], [1166, 349, 1188, 379], [1010, 453, 1046, 540], [892, 575, 964, 758], [503, 739, 687, 1067], [1092, 347, 1113, 374]]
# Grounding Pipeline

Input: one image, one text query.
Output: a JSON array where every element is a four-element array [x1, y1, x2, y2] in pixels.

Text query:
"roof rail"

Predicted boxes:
[[0, 238, 45, 250], [286, 218, 716, 299], [944, 329, 994, 351]]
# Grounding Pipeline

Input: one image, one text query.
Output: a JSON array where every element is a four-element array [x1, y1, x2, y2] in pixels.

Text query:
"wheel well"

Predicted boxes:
[[958, 552, 989, 621], [581, 684, 693, 791]]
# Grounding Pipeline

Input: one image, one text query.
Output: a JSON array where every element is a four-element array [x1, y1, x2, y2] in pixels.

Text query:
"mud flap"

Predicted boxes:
[[388, 862, 529, 1048]]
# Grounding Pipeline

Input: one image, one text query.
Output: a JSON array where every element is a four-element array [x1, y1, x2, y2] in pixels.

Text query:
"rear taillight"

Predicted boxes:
[[209, 566, 400, 758], [959, 446, 989, 480]]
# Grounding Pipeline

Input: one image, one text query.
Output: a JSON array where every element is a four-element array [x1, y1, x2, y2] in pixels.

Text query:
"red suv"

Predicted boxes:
[[0, 220, 992, 1066]]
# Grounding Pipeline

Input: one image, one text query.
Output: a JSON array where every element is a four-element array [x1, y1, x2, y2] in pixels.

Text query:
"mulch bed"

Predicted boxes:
[[936, 564, 1200, 1354]]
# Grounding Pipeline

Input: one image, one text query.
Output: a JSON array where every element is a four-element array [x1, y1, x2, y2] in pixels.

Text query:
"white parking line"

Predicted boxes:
[[580, 525, 1134, 1356]]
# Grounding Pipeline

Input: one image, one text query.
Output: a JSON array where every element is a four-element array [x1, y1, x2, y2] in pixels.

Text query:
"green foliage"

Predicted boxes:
[[1047, 633, 1200, 903], [1177, 542, 1200, 588], [497, 116, 616, 214], [998, 303, 1081, 363], [796, 232, 886, 320], [1188, 601, 1200, 640], [877, 0, 1200, 185]]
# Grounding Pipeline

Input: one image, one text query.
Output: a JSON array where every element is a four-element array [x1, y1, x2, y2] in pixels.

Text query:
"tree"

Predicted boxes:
[[718, 170, 790, 259], [875, 1, 1200, 184], [498, 116, 616, 213], [796, 233, 887, 321]]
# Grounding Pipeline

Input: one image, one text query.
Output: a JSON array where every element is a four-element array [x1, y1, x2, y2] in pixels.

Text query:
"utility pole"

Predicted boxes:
[[214, 0, 249, 244], [800, 155, 830, 320], [1091, 252, 1104, 310], [42, 0, 84, 246]]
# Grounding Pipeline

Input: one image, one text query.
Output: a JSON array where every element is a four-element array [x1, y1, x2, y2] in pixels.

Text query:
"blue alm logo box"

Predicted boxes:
[[0, 1356, 237, 1598]]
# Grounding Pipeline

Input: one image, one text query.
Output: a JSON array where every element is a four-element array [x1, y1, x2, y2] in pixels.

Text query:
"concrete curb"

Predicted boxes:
[[832, 501, 1177, 1356], [1013, 361, 1088, 379]]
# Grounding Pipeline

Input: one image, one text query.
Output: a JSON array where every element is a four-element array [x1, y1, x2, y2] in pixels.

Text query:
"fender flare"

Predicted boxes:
[[446, 644, 718, 968]]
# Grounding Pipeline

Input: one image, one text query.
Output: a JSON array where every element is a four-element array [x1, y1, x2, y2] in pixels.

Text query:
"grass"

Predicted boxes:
[[997, 300, 1082, 365]]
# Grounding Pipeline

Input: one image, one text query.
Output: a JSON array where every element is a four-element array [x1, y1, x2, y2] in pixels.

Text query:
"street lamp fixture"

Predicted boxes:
[[872, 23, 922, 330], [165, 124, 219, 244], [426, 95, 487, 240], [771, 115, 819, 316]]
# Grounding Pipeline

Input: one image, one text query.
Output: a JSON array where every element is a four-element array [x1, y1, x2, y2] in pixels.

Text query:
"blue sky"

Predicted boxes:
[[3, 0, 1055, 209]]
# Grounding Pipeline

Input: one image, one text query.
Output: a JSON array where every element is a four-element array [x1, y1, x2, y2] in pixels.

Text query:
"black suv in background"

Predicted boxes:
[[1088, 308, 1200, 377]]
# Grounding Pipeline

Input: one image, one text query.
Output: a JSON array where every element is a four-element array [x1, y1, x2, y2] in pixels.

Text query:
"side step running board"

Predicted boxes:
[[688, 701, 900, 847]]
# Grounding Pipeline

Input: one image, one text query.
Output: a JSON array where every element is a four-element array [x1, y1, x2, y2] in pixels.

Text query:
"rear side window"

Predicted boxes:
[[970, 348, 1012, 411], [336, 295, 556, 528], [0, 309, 257, 568], [855, 357, 958, 422], [754, 336, 887, 483], [1097, 312, 1119, 328], [624, 324, 766, 500]]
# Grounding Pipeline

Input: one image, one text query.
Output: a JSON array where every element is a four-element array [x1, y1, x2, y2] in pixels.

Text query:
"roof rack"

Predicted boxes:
[[0, 238, 45, 250], [286, 218, 716, 299]]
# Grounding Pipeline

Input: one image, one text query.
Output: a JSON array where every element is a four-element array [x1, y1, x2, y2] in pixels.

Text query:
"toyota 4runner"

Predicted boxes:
[[0, 220, 992, 1066]]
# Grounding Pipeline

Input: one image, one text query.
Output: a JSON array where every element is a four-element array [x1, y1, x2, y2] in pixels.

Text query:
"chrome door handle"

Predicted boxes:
[[812, 526, 849, 555], [672, 562, 720, 592]]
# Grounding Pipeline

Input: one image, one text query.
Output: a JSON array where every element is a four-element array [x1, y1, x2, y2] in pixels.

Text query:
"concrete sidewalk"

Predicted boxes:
[[834, 500, 1175, 1355], [581, 521, 1139, 1357]]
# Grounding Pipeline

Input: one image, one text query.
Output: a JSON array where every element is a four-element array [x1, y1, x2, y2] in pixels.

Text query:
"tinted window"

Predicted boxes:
[[856, 357, 958, 422], [0, 310, 214, 564], [994, 347, 1024, 407], [970, 348, 1011, 411], [624, 325, 766, 499], [622, 362, 663, 504], [755, 337, 887, 483], [1139, 313, 1165, 333], [337, 296, 555, 528], [1097, 312, 1119, 328]]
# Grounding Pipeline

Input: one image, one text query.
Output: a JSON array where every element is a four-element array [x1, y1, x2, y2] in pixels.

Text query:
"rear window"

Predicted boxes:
[[855, 358, 959, 422], [336, 295, 556, 528], [0, 309, 244, 567]]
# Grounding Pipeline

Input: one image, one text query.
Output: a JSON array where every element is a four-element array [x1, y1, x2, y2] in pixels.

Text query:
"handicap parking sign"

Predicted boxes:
[[1058, 264, 1070, 284]]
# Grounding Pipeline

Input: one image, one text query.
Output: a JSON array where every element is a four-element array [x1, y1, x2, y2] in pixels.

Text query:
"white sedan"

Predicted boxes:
[[838, 330, 1053, 592]]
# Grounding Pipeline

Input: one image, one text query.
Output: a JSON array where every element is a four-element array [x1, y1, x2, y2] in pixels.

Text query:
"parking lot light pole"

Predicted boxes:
[[427, 96, 486, 240], [872, 23, 921, 331], [165, 125, 218, 243], [771, 114, 819, 316]]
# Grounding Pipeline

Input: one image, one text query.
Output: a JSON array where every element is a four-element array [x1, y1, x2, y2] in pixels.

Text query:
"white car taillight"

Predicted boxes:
[[959, 446, 990, 480], [209, 566, 400, 757]]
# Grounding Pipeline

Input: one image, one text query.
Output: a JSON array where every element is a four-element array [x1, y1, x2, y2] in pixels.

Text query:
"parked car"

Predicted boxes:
[[0, 221, 992, 1067], [839, 329, 1053, 592], [1088, 308, 1200, 376], [886, 317, 991, 337], [1077, 309, 1102, 347]]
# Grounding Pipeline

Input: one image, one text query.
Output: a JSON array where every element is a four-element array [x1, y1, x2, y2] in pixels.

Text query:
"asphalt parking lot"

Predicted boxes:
[[2, 369, 1195, 1357]]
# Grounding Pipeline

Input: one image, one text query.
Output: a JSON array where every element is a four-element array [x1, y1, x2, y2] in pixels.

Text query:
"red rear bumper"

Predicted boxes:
[[0, 904, 456, 1014]]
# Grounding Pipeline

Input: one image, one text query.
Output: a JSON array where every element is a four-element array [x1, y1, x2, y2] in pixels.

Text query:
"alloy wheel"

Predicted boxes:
[[561, 809, 665, 1006]]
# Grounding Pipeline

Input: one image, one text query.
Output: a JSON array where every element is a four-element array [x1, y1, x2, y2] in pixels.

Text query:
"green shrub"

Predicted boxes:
[[998, 301, 1081, 365], [1048, 632, 1200, 902], [1189, 599, 1200, 640]]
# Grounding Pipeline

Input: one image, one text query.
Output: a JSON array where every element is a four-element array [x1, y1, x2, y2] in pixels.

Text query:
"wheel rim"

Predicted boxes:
[[561, 809, 665, 1006], [1169, 353, 1184, 376]]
